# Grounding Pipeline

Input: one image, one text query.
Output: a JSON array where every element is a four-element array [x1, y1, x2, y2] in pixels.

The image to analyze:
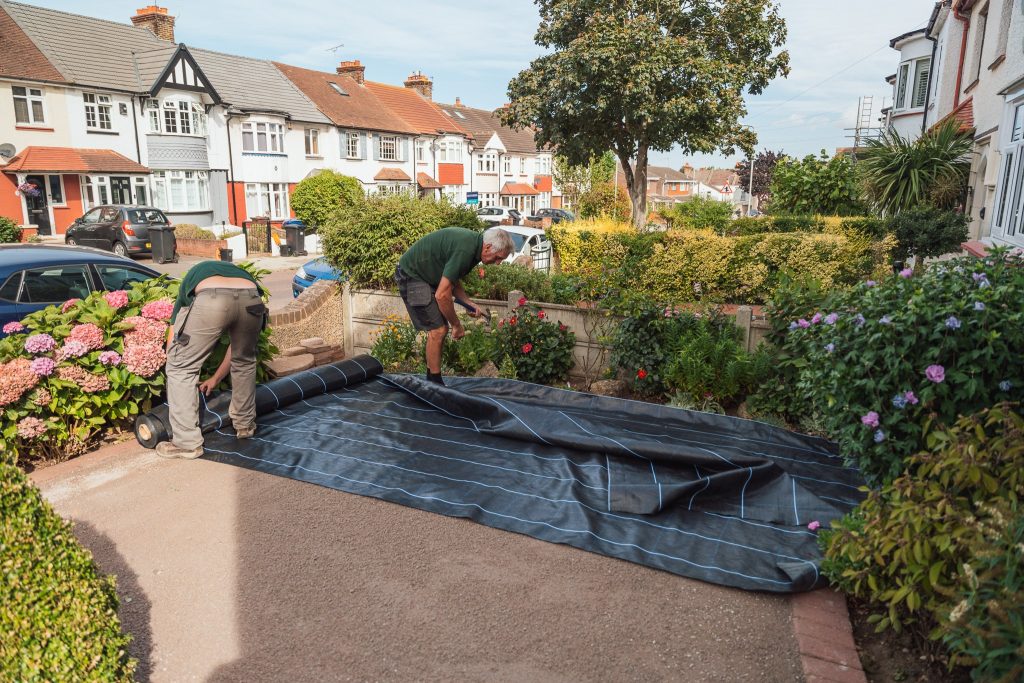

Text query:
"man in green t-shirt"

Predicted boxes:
[[155, 261, 266, 459], [396, 226, 513, 384]]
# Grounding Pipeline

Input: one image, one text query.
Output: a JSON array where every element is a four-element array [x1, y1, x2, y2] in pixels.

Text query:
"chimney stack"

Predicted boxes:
[[455, 97, 462, 107], [336, 59, 365, 84], [403, 71, 433, 100], [131, 5, 175, 42]]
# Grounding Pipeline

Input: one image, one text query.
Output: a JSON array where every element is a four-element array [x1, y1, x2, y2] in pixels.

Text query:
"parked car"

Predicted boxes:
[[65, 205, 171, 258], [0, 245, 161, 330], [531, 208, 575, 224], [502, 226, 551, 267], [477, 206, 522, 226], [292, 256, 346, 297]]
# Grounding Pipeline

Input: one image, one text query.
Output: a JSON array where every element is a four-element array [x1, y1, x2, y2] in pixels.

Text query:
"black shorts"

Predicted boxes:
[[395, 266, 447, 332]]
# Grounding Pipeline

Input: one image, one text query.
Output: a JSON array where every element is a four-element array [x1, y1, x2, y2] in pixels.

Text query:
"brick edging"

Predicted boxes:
[[790, 589, 867, 683], [269, 279, 338, 326]]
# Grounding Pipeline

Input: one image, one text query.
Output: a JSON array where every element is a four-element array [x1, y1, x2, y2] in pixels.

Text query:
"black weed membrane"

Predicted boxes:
[[136, 355, 864, 592]]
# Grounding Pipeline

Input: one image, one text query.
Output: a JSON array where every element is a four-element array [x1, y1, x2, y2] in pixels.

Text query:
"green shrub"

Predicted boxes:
[[462, 263, 575, 304], [821, 405, 1023, 642], [441, 320, 496, 376], [493, 299, 575, 384], [0, 215, 21, 243], [769, 152, 867, 216], [607, 294, 688, 395], [0, 459, 135, 680], [840, 216, 888, 240], [888, 205, 970, 271], [575, 182, 631, 221], [755, 249, 1024, 485], [369, 315, 422, 372], [661, 197, 733, 231], [290, 170, 364, 229], [321, 194, 481, 290], [172, 224, 216, 240]]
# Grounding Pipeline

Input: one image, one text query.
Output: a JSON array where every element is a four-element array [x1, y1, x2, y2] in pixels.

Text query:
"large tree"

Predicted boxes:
[[734, 149, 785, 208], [553, 151, 616, 209], [502, 0, 789, 228]]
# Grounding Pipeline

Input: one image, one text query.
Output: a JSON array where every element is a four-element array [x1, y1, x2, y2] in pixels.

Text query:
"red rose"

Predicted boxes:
[[510, 317, 517, 326], [522, 343, 533, 354], [518, 296, 527, 307], [558, 323, 566, 331], [637, 369, 647, 379], [498, 319, 504, 328], [537, 310, 545, 319]]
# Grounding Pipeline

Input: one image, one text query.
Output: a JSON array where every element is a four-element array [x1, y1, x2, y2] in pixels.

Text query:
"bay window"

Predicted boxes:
[[377, 183, 411, 196], [894, 57, 930, 111], [146, 98, 206, 135], [151, 171, 210, 212], [84, 93, 112, 130], [438, 140, 462, 163], [993, 99, 1024, 243], [242, 121, 285, 153], [245, 182, 289, 220]]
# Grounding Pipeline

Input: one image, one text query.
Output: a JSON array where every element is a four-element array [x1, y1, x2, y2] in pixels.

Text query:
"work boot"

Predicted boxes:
[[235, 427, 255, 439], [155, 441, 204, 459], [426, 371, 445, 386]]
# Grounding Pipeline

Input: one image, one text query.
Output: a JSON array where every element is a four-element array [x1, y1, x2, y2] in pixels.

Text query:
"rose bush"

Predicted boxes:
[[493, 300, 575, 384]]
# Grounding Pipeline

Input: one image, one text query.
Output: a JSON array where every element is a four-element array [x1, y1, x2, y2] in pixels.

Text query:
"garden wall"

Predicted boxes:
[[341, 284, 770, 379]]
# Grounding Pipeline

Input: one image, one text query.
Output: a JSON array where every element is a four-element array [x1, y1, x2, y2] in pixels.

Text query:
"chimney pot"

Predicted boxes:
[[403, 71, 433, 100], [131, 5, 175, 41], [336, 59, 365, 84]]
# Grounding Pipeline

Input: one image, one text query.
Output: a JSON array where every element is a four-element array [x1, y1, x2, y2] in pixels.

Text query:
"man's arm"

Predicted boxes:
[[451, 281, 481, 316], [199, 345, 232, 395], [434, 277, 463, 333]]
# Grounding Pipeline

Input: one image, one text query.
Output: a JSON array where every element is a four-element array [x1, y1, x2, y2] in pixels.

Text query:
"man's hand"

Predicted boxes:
[[451, 322, 466, 340], [466, 304, 483, 318], [198, 378, 217, 396]]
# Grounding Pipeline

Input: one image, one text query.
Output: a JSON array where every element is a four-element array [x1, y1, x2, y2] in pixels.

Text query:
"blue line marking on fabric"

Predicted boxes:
[[559, 410, 649, 461], [739, 467, 753, 518], [482, 396, 553, 444], [379, 377, 480, 431], [286, 376, 306, 399], [649, 460, 663, 512], [688, 475, 711, 510], [701, 512, 817, 537], [792, 479, 800, 526], [259, 383, 281, 409], [606, 455, 611, 512], [792, 475, 864, 491]]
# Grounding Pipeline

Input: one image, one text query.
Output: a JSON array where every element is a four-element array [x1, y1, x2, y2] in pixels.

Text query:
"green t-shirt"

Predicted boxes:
[[398, 227, 483, 287], [171, 261, 261, 322]]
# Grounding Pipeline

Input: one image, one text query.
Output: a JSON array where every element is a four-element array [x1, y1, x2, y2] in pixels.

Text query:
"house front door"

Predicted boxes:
[[110, 176, 132, 205], [24, 175, 52, 236]]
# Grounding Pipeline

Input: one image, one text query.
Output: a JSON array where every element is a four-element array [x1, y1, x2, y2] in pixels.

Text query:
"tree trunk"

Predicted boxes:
[[617, 145, 649, 229]]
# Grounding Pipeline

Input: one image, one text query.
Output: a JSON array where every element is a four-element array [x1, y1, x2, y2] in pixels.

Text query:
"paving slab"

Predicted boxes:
[[32, 439, 812, 682]]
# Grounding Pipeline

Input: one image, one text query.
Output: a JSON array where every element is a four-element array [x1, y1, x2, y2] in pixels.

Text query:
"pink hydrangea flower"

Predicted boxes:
[[861, 411, 880, 428], [99, 350, 122, 366], [56, 365, 111, 393], [3, 321, 25, 334], [122, 316, 168, 349], [141, 299, 174, 321], [797, 319, 810, 328], [807, 521, 821, 531], [904, 390, 919, 405], [925, 365, 945, 383], [104, 290, 129, 309], [31, 387, 52, 406], [17, 416, 47, 440], [30, 356, 56, 376], [61, 298, 80, 313], [56, 340, 89, 361], [24, 333, 56, 354], [899, 268, 913, 278], [811, 312, 822, 324], [123, 344, 167, 377], [0, 358, 39, 406], [68, 323, 104, 350]]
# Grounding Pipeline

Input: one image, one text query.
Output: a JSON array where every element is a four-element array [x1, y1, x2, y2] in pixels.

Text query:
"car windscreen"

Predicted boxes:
[[508, 233, 527, 252], [127, 209, 168, 224]]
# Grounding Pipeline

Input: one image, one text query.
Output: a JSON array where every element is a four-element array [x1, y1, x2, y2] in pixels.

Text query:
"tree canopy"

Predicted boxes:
[[502, 0, 789, 227], [735, 149, 785, 207]]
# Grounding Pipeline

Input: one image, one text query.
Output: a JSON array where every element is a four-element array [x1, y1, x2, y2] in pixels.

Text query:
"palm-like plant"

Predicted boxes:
[[859, 119, 973, 216]]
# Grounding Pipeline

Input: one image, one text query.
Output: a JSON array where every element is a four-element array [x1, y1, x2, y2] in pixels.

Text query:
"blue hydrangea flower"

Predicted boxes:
[[892, 394, 908, 409], [974, 301, 985, 311], [789, 321, 798, 331], [879, 315, 892, 325], [873, 430, 886, 443], [945, 316, 961, 330], [854, 314, 866, 327], [1000, 380, 1012, 392], [825, 343, 835, 354], [824, 313, 839, 325]]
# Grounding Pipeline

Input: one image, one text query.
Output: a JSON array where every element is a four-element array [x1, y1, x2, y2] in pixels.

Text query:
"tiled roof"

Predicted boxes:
[[932, 97, 975, 133], [694, 168, 738, 191], [374, 167, 412, 181], [436, 102, 543, 154], [273, 62, 416, 134], [416, 172, 442, 189], [500, 182, 538, 196], [648, 164, 689, 182], [2, 146, 150, 173], [364, 82, 467, 136], [0, 3, 66, 83]]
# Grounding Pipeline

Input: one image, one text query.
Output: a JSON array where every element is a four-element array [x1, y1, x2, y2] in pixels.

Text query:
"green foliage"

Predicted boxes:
[[754, 249, 1024, 485], [462, 263, 579, 305], [820, 405, 1023, 647], [290, 170, 364, 229], [0, 459, 135, 680], [553, 152, 616, 209], [735, 149, 785, 204], [503, 0, 789, 226], [661, 197, 734, 231], [321, 193, 482, 290], [940, 497, 1024, 682], [369, 315, 422, 372], [442, 320, 496, 376], [576, 182, 631, 221], [172, 224, 215, 240], [0, 215, 21, 243], [494, 300, 575, 384], [888, 206, 970, 268], [769, 152, 866, 216], [860, 119, 973, 216], [607, 294, 687, 395]]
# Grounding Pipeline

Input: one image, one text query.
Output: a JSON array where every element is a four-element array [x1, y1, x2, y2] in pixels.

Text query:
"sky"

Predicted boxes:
[[48, 0, 938, 170]]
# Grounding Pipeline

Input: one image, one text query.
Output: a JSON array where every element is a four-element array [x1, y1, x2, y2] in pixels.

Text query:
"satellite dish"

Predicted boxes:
[[0, 143, 15, 160]]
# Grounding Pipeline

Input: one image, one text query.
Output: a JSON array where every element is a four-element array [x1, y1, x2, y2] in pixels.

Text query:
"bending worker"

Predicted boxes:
[[396, 226, 513, 385], [156, 260, 266, 459]]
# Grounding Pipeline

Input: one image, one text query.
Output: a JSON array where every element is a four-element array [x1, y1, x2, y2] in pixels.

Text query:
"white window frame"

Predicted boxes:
[[304, 128, 320, 157], [478, 152, 497, 173], [438, 140, 462, 163], [416, 139, 428, 163], [346, 132, 360, 159], [894, 57, 930, 112], [242, 120, 285, 153], [151, 170, 210, 213], [379, 135, 398, 161], [520, 157, 527, 174], [80, 175, 111, 211], [83, 92, 113, 130], [992, 94, 1024, 244], [12, 86, 45, 125], [503, 156, 512, 174], [480, 192, 498, 207], [244, 182, 289, 220], [133, 176, 148, 206], [376, 183, 411, 196], [538, 156, 552, 175], [146, 97, 206, 136]]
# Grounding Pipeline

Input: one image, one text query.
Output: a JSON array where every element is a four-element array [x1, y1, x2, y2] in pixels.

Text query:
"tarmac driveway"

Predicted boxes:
[[32, 440, 803, 682]]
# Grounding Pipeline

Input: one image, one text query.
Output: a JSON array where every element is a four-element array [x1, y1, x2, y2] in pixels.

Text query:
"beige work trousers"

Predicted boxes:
[[166, 287, 264, 449]]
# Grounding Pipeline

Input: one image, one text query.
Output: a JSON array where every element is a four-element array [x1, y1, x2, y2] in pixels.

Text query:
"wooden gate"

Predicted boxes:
[[243, 217, 271, 254]]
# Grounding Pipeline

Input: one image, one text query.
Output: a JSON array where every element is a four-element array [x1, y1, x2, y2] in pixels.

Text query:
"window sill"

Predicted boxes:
[[988, 54, 1006, 71], [305, 155, 323, 160], [964, 78, 980, 95], [241, 152, 288, 157], [146, 132, 207, 138], [86, 129, 120, 135], [15, 125, 54, 132]]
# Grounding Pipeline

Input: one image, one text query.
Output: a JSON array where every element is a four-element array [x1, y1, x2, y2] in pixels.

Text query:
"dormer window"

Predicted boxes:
[[146, 98, 207, 136]]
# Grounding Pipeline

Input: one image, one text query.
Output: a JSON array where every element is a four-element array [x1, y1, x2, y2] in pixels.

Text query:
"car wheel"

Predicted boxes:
[[66, 237, 78, 246], [112, 242, 129, 257]]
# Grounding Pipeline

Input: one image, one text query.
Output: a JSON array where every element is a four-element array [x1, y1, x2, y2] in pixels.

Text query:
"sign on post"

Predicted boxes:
[[466, 192, 479, 205]]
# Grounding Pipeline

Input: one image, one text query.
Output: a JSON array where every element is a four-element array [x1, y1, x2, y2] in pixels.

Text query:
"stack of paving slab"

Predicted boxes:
[[265, 337, 345, 378]]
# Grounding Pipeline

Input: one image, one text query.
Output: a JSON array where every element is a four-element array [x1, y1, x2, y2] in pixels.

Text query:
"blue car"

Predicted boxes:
[[292, 256, 345, 297], [0, 245, 160, 331]]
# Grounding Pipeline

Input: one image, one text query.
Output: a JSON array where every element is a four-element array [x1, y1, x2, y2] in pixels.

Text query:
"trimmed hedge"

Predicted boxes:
[[0, 459, 134, 680], [729, 215, 888, 239]]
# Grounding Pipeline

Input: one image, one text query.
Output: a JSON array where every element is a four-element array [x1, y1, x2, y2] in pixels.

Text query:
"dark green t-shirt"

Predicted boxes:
[[171, 261, 261, 322], [398, 227, 483, 287]]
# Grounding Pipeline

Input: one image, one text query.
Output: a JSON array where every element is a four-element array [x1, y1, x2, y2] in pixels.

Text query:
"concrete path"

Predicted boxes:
[[32, 439, 806, 682]]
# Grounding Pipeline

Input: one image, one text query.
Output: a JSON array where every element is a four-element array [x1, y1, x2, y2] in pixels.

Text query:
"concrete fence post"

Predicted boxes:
[[508, 289, 524, 310], [342, 281, 354, 358], [735, 305, 753, 353]]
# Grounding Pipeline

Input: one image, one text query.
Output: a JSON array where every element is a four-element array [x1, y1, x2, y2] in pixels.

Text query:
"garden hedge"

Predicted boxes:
[[0, 459, 134, 680]]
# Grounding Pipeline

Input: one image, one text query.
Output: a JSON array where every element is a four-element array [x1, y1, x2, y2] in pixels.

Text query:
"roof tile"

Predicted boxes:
[[374, 167, 412, 181], [0, 3, 66, 82], [2, 146, 150, 173], [364, 81, 467, 136], [500, 182, 538, 196]]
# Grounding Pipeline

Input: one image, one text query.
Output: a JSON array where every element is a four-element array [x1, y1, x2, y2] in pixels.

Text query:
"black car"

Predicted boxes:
[[65, 205, 171, 258], [532, 208, 575, 224]]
